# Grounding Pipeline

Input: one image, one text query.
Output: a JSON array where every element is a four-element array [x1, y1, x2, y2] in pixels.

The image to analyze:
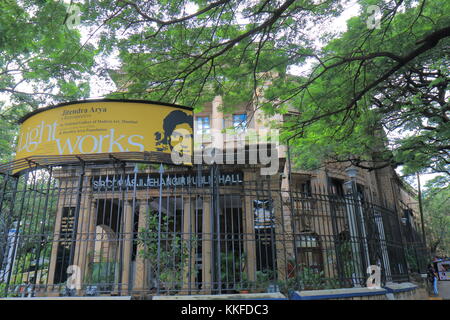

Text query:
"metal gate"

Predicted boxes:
[[0, 161, 427, 298]]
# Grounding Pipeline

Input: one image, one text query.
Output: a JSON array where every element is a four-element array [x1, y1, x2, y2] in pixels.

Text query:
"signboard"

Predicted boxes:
[[91, 172, 243, 191], [254, 200, 274, 229], [15, 100, 193, 166], [59, 207, 76, 249]]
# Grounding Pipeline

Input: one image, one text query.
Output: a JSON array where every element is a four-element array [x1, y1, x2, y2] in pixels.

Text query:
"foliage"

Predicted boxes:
[[90, 262, 116, 286], [136, 163, 161, 171], [404, 246, 428, 273], [0, 172, 57, 284], [0, 103, 24, 163], [236, 269, 274, 292], [75, 0, 449, 176], [0, 0, 448, 176], [0, 0, 95, 161], [0, 0, 95, 103], [277, 266, 328, 294], [255, 270, 273, 289], [137, 209, 194, 293], [85, 249, 116, 290], [336, 240, 357, 280], [0, 282, 6, 297], [277, 0, 450, 175], [422, 175, 450, 257], [220, 251, 245, 286], [297, 267, 326, 290], [92, 0, 344, 108]]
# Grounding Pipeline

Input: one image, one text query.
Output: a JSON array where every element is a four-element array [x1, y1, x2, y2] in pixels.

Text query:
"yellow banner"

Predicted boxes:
[[15, 100, 193, 163]]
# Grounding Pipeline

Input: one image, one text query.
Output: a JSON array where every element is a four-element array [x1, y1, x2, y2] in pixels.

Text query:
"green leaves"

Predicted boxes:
[[0, 0, 96, 161], [0, 0, 95, 98], [422, 175, 450, 256], [0, 0, 447, 176], [137, 209, 195, 291], [276, 0, 450, 174], [97, 0, 343, 107]]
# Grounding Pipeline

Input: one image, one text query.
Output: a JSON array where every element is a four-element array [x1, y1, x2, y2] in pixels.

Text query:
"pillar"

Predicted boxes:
[[180, 197, 196, 294], [202, 197, 212, 294], [72, 190, 94, 294], [120, 201, 134, 292], [133, 201, 148, 294], [211, 96, 224, 150], [243, 170, 256, 282]]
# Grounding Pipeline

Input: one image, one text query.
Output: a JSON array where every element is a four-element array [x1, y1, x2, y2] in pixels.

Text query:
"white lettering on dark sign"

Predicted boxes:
[[91, 172, 243, 191]]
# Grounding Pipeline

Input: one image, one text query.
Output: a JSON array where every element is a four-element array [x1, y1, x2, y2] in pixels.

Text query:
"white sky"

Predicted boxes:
[[288, 0, 360, 76]]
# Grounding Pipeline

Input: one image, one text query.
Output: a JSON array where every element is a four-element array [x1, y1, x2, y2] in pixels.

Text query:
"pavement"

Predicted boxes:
[[436, 281, 450, 300], [0, 296, 132, 300], [427, 281, 450, 300]]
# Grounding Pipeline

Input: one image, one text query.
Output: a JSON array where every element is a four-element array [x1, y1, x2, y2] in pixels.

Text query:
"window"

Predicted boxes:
[[329, 178, 344, 196], [196, 116, 210, 135], [54, 207, 76, 284], [403, 208, 413, 226], [232, 114, 247, 132], [297, 180, 312, 197], [295, 231, 324, 274], [254, 199, 276, 273]]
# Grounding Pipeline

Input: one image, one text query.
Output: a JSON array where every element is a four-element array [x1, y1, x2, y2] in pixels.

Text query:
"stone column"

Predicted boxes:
[[73, 191, 93, 294], [271, 176, 292, 283], [121, 201, 134, 292], [47, 204, 64, 289], [181, 197, 196, 294], [83, 199, 97, 287], [211, 96, 224, 151], [202, 197, 212, 294], [243, 170, 256, 282], [133, 201, 149, 294], [309, 169, 332, 280]]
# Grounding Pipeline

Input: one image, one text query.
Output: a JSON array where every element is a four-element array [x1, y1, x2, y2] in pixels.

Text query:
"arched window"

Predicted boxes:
[[94, 224, 117, 263]]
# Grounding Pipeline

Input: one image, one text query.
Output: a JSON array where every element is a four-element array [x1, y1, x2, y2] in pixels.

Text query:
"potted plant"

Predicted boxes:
[[219, 252, 249, 293], [276, 277, 299, 297], [85, 251, 116, 295], [254, 270, 273, 292], [235, 273, 252, 294], [297, 267, 324, 290]]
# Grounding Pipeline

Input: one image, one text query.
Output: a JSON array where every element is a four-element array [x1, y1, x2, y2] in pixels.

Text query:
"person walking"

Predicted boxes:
[[427, 264, 439, 296]]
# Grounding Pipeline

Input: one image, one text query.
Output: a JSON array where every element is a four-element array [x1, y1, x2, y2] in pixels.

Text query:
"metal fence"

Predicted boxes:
[[0, 162, 428, 298]]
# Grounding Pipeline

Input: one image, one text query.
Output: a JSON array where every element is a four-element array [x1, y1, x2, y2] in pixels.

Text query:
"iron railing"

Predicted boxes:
[[0, 162, 428, 298]]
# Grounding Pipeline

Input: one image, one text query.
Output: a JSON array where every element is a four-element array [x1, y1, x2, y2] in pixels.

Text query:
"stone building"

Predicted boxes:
[[32, 96, 426, 298]]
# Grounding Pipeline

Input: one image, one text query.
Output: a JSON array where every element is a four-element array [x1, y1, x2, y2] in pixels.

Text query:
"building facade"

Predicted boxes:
[[0, 97, 427, 298]]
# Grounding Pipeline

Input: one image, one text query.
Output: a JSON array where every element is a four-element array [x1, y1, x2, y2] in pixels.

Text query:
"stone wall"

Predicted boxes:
[[290, 282, 427, 300], [149, 282, 428, 300]]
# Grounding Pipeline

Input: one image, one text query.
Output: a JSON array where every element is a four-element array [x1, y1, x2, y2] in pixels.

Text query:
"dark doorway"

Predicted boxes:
[[53, 207, 76, 284], [96, 199, 122, 233]]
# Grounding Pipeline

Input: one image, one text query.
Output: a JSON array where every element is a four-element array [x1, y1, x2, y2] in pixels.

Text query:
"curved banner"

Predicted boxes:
[[15, 100, 193, 165]]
